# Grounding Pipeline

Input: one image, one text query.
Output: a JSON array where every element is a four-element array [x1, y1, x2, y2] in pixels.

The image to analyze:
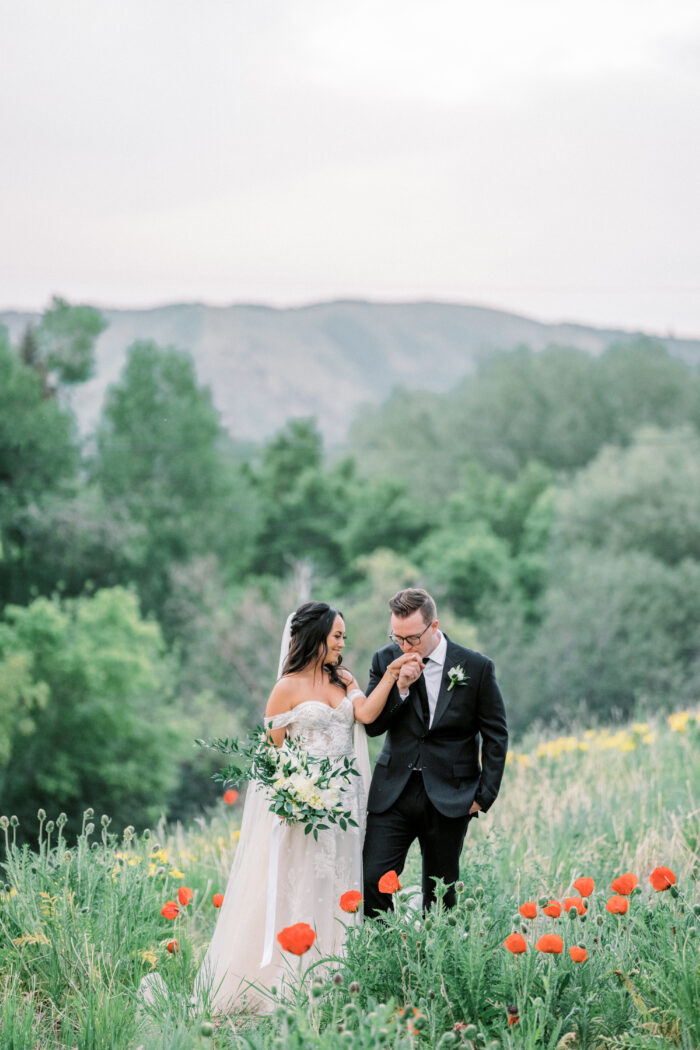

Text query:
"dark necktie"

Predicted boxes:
[[416, 657, 430, 725]]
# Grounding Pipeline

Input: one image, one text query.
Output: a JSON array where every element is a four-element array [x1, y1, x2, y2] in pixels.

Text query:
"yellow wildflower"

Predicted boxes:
[[138, 947, 158, 970], [668, 711, 690, 733], [168, 868, 185, 879], [13, 929, 50, 947]]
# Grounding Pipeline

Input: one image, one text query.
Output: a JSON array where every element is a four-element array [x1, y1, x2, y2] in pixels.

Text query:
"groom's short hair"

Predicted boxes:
[[388, 588, 436, 625]]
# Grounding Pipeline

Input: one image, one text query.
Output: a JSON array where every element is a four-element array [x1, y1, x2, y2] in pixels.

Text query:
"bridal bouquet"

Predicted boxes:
[[197, 728, 360, 840]]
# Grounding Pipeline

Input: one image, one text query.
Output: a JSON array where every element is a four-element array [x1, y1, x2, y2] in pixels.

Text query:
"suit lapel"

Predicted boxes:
[[430, 637, 461, 730]]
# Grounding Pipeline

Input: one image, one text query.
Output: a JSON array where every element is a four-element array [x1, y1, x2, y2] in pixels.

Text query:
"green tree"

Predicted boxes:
[[0, 330, 81, 606], [0, 588, 184, 835], [93, 340, 260, 615], [21, 295, 106, 395], [554, 425, 700, 564], [251, 419, 350, 578]]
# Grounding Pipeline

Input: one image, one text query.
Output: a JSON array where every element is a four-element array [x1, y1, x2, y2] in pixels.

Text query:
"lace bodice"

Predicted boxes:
[[265, 695, 356, 762]]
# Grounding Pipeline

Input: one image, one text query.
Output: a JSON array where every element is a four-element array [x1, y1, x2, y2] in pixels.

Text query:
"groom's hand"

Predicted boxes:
[[396, 654, 423, 694]]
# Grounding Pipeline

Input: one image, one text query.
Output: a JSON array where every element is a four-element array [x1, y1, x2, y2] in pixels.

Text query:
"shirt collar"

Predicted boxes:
[[424, 630, 447, 667]]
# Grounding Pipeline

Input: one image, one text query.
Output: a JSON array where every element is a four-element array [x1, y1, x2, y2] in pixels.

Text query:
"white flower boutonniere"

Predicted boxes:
[[447, 665, 469, 691]]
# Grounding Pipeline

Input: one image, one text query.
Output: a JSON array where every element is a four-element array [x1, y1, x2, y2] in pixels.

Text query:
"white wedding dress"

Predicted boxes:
[[195, 694, 368, 1014]]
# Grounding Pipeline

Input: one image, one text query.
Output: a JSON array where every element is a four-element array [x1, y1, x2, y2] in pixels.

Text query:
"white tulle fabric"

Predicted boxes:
[[195, 695, 367, 1015]]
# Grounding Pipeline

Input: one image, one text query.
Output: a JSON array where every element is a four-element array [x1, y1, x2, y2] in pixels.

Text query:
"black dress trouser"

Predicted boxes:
[[362, 770, 471, 918]]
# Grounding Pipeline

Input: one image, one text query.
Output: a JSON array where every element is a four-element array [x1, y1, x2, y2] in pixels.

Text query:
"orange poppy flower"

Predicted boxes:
[[611, 873, 638, 895], [178, 886, 193, 906], [378, 870, 402, 894], [563, 896, 585, 915], [340, 890, 362, 913], [161, 900, 179, 920], [212, 893, 224, 908], [519, 902, 537, 919], [649, 866, 676, 892], [543, 900, 562, 918], [167, 940, 179, 953], [573, 877, 594, 897], [536, 934, 563, 954], [606, 894, 628, 915], [277, 922, 316, 955], [504, 933, 527, 954], [569, 945, 587, 963], [223, 789, 239, 805]]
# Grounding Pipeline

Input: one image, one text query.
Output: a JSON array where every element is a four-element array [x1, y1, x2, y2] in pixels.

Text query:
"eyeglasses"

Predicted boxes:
[[389, 624, 432, 647]]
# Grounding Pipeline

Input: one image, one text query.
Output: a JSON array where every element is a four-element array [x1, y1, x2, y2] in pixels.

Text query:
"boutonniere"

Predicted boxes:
[[447, 665, 469, 691]]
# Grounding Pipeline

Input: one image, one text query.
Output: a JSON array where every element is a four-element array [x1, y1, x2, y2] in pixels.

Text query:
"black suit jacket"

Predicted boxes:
[[365, 635, 508, 819]]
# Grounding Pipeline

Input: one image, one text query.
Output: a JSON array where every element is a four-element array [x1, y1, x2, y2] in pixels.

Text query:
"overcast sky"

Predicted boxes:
[[2, 0, 699, 335]]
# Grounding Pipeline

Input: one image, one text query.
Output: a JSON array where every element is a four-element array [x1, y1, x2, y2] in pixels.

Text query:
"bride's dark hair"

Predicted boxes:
[[282, 601, 347, 687]]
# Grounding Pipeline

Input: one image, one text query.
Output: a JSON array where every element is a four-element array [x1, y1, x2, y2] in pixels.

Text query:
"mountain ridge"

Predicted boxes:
[[2, 299, 699, 443]]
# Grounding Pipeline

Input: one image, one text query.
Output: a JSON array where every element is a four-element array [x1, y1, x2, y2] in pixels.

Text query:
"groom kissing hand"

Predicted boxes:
[[362, 587, 508, 918]]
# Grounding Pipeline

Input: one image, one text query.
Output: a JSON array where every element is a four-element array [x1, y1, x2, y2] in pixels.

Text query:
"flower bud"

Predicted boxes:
[[85, 823, 95, 837], [455, 881, 464, 893], [10, 816, 19, 827], [57, 814, 67, 828], [349, 981, 360, 995], [464, 897, 477, 911], [200, 1021, 214, 1037], [101, 814, 111, 827], [332, 972, 343, 985], [474, 886, 484, 900], [37, 809, 47, 821], [45, 820, 55, 834], [0, 816, 8, 829], [83, 808, 94, 820]]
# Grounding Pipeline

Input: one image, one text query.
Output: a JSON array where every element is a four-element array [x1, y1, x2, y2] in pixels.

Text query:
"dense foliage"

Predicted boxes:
[[1, 302, 700, 829]]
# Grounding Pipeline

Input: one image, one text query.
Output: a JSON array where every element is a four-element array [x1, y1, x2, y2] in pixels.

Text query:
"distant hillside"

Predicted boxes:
[[2, 300, 699, 443]]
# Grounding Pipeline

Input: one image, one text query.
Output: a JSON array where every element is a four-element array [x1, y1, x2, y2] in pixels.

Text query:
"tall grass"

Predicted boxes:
[[0, 710, 697, 1049]]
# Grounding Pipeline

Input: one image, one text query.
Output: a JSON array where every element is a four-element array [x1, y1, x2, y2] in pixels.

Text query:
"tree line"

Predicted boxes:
[[2, 299, 699, 834]]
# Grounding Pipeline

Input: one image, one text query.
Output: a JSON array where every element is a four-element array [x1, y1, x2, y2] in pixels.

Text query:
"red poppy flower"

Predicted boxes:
[[504, 933, 527, 954], [340, 890, 362, 913], [563, 896, 585, 915], [611, 873, 638, 895], [519, 901, 537, 919], [178, 886, 193, 906], [378, 870, 402, 894], [223, 789, 239, 805], [569, 946, 587, 963], [161, 900, 179, 920], [543, 900, 562, 918], [277, 922, 316, 955], [167, 940, 179, 953], [606, 894, 628, 915], [649, 866, 676, 892], [536, 934, 563, 954], [212, 893, 224, 908], [573, 877, 594, 897], [508, 1013, 519, 1027]]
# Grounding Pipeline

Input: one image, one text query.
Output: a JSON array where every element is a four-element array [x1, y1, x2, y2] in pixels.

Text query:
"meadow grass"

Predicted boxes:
[[1, 709, 697, 1049]]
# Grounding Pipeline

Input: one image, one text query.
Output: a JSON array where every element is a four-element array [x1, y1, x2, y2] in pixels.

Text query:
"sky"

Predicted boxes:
[[2, 0, 699, 336]]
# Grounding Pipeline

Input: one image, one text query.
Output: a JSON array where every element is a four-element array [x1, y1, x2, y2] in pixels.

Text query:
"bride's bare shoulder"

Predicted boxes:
[[265, 676, 300, 716]]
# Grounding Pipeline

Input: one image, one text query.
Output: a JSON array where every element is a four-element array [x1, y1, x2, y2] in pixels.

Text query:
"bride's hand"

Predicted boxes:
[[387, 652, 422, 683]]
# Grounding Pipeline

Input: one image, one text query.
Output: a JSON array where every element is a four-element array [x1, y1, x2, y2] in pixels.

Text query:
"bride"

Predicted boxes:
[[195, 601, 419, 1014]]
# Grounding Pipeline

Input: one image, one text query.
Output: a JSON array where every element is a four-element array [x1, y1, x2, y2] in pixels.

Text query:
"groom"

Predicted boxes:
[[363, 587, 508, 917]]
